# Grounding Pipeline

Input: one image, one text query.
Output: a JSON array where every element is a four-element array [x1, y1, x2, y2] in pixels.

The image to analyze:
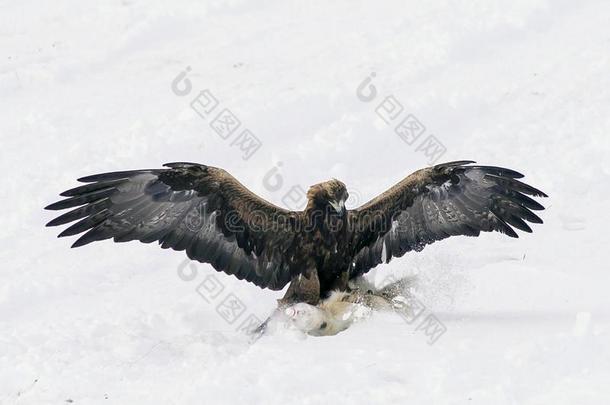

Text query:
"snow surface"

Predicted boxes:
[[2, 0, 610, 404]]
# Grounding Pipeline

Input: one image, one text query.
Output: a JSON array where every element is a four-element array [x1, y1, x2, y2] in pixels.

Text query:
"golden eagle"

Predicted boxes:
[[45, 161, 546, 304]]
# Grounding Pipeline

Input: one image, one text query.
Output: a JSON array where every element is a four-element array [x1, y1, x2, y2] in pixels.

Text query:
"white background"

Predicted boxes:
[[1, 1, 609, 404]]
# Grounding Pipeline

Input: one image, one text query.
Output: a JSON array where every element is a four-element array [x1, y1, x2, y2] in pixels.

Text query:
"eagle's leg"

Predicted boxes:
[[278, 268, 320, 306], [377, 277, 414, 300], [326, 270, 349, 292]]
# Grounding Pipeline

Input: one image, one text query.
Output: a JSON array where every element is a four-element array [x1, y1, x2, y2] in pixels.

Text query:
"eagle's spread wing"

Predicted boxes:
[[45, 162, 300, 290], [348, 161, 547, 278]]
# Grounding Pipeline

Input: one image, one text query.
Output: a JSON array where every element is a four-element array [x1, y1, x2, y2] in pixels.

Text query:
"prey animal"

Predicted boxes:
[[46, 161, 546, 306]]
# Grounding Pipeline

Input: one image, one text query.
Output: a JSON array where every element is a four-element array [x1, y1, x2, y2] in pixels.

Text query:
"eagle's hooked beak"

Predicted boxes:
[[329, 199, 346, 216]]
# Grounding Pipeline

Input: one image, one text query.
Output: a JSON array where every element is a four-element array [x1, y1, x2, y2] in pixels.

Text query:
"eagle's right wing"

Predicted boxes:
[[348, 161, 547, 278], [45, 162, 301, 290]]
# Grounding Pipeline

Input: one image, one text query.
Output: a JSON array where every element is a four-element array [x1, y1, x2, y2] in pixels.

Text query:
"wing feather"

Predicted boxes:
[[349, 161, 547, 277], [46, 163, 301, 290]]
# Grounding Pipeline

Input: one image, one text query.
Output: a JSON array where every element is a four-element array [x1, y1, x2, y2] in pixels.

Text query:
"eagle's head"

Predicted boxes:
[[306, 179, 348, 215]]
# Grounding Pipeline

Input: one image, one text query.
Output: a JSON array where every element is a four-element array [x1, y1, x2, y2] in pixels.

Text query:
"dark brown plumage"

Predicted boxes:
[[45, 161, 547, 304]]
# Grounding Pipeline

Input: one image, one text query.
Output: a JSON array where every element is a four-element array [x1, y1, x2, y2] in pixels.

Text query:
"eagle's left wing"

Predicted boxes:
[[45, 162, 302, 290], [348, 161, 547, 278]]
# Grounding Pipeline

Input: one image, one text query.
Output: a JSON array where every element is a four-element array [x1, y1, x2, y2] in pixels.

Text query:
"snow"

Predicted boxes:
[[2, 0, 610, 403]]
